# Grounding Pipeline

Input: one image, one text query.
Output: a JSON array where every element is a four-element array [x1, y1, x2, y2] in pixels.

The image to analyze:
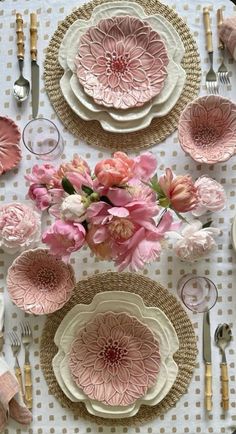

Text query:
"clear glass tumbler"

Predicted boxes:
[[177, 274, 218, 313], [22, 118, 64, 161]]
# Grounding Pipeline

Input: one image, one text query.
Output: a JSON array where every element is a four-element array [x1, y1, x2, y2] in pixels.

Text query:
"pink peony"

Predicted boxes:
[[159, 168, 198, 212], [192, 176, 227, 217], [94, 152, 134, 187], [172, 220, 221, 262], [52, 154, 90, 184], [0, 203, 41, 254], [25, 163, 57, 186], [28, 184, 52, 211], [42, 220, 86, 261], [133, 152, 157, 181]]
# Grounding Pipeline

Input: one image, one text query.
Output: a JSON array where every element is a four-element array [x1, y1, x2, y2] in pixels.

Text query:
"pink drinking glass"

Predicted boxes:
[[177, 274, 218, 313]]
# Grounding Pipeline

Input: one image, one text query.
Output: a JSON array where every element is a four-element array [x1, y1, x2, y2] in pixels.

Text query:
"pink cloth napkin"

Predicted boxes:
[[219, 17, 236, 59], [0, 294, 32, 431]]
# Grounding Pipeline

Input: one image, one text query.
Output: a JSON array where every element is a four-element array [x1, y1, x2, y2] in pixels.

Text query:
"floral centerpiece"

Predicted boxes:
[[25, 152, 226, 270]]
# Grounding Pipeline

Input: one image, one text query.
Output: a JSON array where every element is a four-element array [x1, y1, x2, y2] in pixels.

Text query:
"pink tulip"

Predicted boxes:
[[42, 220, 86, 261], [159, 168, 198, 212]]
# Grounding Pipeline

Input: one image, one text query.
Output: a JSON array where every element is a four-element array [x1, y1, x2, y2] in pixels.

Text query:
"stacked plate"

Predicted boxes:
[[58, 1, 186, 133], [52, 291, 179, 419]]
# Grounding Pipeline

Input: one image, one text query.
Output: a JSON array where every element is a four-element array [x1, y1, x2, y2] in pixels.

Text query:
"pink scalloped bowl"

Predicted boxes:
[[0, 116, 22, 175], [178, 95, 236, 164], [6, 249, 76, 315], [69, 311, 161, 406], [75, 15, 169, 110]]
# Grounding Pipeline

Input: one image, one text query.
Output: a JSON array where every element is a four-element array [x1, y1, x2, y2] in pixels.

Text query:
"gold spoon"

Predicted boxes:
[[214, 323, 232, 411], [13, 13, 30, 102]]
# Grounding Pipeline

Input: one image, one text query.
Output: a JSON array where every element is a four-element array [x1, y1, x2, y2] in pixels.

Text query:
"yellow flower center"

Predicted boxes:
[[108, 218, 135, 241]]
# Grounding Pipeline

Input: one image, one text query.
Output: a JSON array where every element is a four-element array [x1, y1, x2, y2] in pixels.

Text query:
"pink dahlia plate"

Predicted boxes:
[[178, 95, 236, 164], [69, 311, 161, 406], [7, 249, 76, 315], [0, 117, 21, 175], [75, 15, 168, 109]]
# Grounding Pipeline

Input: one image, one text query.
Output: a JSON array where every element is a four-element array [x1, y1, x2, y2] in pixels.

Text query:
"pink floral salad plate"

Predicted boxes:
[[0, 116, 22, 175], [178, 95, 236, 164], [52, 291, 179, 418], [6, 249, 76, 315], [75, 15, 169, 110]]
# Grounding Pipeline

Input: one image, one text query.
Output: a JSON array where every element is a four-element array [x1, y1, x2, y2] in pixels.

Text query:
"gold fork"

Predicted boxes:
[[217, 8, 230, 86], [20, 322, 33, 410], [203, 7, 219, 94], [9, 331, 24, 397]]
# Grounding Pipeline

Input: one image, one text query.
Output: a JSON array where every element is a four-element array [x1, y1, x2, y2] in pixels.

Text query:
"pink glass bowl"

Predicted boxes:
[[6, 249, 76, 315], [75, 15, 168, 110], [69, 311, 161, 406], [178, 95, 236, 164], [0, 117, 21, 175]]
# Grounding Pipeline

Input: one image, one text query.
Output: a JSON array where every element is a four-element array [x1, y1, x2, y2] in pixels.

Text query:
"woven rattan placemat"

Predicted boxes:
[[40, 272, 197, 426], [44, 0, 201, 151]]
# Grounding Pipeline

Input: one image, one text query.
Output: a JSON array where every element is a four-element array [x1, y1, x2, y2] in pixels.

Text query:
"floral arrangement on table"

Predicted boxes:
[[25, 152, 226, 270]]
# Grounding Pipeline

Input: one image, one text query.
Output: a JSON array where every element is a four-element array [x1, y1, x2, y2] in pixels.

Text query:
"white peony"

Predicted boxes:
[[61, 194, 87, 223], [193, 176, 227, 217]]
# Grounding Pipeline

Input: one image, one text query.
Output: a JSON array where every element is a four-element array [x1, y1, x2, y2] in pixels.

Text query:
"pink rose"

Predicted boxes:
[[25, 163, 57, 185], [0, 203, 41, 254], [159, 168, 198, 212], [28, 184, 52, 210], [42, 220, 86, 261], [133, 152, 157, 181], [94, 152, 134, 187], [193, 176, 227, 217]]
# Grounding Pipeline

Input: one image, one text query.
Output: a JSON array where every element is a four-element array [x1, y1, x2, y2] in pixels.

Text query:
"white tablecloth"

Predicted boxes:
[[0, 0, 236, 432]]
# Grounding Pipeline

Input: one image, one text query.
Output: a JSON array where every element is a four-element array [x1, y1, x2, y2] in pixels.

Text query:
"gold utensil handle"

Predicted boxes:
[[203, 7, 213, 53], [205, 363, 213, 411], [217, 8, 224, 50], [30, 13, 37, 61], [15, 366, 24, 398], [16, 13, 24, 59], [220, 363, 229, 411], [24, 364, 33, 410]]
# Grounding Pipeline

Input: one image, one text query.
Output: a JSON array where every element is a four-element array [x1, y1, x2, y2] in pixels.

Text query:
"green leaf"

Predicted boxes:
[[202, 220, 212, 229], [62, 177, 76, 195], [82, 185, 93, 195]]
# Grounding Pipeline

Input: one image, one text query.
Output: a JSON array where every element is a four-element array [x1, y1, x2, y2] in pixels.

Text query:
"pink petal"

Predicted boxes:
[[81, 352, 97, 367], [112, 376, 128, 394], [94, 358, 106, 371], [117, 365, 130, 383], [93, 383, 105, 401], [89, 27, 105, 43], [90, 369, 104, 385], [108, 73, 120, 88], [108, 207, 129, 218], [79, 55, 95, 70], [103, 35, 116, 52], [90, 42, 104, 58]]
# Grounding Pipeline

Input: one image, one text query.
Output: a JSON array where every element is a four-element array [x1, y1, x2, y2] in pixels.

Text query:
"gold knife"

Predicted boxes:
[[203, 311, 213, 411], [30, 12, 39, 118]]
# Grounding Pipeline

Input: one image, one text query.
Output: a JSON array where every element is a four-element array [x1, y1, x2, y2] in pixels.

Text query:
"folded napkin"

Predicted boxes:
[[0, 293, 32, 431], [219, 17, 236, 59]]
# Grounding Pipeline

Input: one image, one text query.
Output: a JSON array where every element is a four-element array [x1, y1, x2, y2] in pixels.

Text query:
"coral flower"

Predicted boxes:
[[53, 154, 90, 183], [94, 152, 134, 187], [158, 168, 198, 212]]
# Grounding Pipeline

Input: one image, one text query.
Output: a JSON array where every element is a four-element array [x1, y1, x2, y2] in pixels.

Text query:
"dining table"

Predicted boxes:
[[0, 0, 236, 433]]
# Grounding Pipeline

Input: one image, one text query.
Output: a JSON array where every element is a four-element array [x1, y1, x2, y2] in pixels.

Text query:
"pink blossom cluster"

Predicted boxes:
[[25, 152, 226, 269]]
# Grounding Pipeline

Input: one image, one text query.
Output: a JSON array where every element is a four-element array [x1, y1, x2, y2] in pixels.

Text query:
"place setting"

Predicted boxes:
[[0, 0, 236, 433]]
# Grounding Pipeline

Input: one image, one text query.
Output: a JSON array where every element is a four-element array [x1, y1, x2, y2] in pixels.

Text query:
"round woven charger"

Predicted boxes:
[[40, 272, 197, 426], [44, 0, 201, 151]]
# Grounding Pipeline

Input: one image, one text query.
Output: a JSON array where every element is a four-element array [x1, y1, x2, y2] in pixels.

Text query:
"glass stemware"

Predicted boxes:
[[177, 274, 218, 313]]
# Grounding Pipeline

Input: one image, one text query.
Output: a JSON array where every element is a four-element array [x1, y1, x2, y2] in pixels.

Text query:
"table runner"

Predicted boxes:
[[0, 0, 236, 433]]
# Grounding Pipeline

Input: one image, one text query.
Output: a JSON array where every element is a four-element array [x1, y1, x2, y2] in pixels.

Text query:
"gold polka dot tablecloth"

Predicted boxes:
[[0, 0, 236, 433]]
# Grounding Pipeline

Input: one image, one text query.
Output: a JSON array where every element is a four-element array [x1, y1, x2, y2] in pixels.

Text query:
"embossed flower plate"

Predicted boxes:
[[52, 291, 179, 418], [0, 117, 22, 175], [6, 249, 76, 315], [58, 1, 186, 133], [75, 15, 169, 110], [69, 311, 161, 406], [178, 95, 236, 164]]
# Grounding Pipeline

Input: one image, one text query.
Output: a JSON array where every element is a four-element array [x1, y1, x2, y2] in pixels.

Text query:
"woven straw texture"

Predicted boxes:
[[44, 0, 201, 151], [40, 272, 197, 426]]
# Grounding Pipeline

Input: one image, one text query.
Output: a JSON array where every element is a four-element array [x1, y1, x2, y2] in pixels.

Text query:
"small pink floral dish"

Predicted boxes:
[[6, 249, 76, 315], [178, 95, 236, 164], [75, 15, 168, 110], [69, 311, 161, 406], [0, 117, 21, 175]]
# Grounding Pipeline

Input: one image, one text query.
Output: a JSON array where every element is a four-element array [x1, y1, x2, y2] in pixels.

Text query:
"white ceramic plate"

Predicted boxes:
[[58, 1, 186, 133], [53, 291, 179, 418]]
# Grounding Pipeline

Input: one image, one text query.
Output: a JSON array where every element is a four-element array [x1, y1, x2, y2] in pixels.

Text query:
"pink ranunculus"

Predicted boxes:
[[94, 152, 134, 187], [133, 152, 157, 181], [172, 220, 221, 262], [0, 203, 41, 254], [25, 163, 57, 186], [159, 168, 198, 212], [42, 220, 86, 261], [28, 184, 52, 211], [192, 176, 227, 217]]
